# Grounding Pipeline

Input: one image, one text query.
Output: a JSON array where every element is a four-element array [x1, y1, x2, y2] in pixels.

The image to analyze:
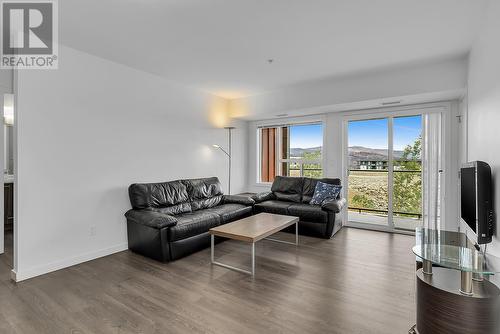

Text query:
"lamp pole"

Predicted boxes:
[[225, 126, 235, 195]]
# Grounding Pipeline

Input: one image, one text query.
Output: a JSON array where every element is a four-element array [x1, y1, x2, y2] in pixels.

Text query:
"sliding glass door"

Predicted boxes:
[[347, 118, 389, 227], [347, 113, 427, 231], [392, 115, 423, 230]]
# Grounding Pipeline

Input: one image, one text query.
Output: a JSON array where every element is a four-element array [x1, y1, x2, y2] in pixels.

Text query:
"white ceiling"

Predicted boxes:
[[60, 0, 487, 99]]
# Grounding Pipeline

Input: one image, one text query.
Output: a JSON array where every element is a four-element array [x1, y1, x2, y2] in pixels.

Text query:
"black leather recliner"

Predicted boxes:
[[253, 176, 346, 239], [125, 177, 254, 262]]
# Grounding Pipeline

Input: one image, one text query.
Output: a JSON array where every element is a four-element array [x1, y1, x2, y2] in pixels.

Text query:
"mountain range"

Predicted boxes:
[[290, 147, 322, 157], [348, 146, 403, 161], [290, 146, 404, 160]]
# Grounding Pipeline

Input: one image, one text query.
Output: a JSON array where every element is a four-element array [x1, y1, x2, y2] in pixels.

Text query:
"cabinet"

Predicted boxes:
[[4, 182, 13, 231]]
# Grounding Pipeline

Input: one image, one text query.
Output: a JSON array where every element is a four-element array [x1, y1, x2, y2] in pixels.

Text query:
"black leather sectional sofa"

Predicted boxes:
[[125, 177, 254, 261], [125, 176, 346, 262], [253, 176, 346, 239]]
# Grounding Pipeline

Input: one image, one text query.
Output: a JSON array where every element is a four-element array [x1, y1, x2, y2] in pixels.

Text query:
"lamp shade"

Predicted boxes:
[[4, 94, 14, 125]]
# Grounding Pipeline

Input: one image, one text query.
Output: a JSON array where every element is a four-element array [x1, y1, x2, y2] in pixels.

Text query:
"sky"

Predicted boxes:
[[288, 116, 421, 150], [348, 115, 422, 150], [290, 124, 323, 148]]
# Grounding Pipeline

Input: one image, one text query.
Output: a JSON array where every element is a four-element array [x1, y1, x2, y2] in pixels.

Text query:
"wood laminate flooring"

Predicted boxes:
[[0, 227, 416, 334], [0, 231, 13, 268]]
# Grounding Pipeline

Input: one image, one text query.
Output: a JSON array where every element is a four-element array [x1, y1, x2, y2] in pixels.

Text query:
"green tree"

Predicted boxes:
[[393, 136, 422, 216]]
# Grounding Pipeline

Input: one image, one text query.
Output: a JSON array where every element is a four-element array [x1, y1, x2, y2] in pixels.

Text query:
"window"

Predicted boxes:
[[259, 123, 323, 182]]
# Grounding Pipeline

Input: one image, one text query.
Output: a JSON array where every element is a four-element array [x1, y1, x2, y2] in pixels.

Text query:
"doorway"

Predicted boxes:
[[0, 93, 14, 271], [344, 109, 443, 233]]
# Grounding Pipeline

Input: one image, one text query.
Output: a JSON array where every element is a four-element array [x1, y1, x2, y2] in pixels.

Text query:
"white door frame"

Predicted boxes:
[[341, 103, 449, 234]]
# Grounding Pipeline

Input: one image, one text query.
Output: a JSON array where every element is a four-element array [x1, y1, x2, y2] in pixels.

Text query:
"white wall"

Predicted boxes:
[[0, 69, 12, 93], [231, 57, 467, 120], [14, 45, 247, 281], [466, 0, 500, 260]]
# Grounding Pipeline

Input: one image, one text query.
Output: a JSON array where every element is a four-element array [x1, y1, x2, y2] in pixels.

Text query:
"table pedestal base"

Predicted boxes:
[[416, 267, 500, 334]]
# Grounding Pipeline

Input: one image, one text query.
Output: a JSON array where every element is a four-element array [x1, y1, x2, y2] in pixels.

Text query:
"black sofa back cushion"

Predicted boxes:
[[302, 177, 341, 204], [271, 176, 304, 203], [183, 177, 224, 211], [128, 180, 192, 213]]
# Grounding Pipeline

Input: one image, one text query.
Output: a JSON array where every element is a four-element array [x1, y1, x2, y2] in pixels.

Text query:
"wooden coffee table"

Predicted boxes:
[[209, 213, 299, 276]]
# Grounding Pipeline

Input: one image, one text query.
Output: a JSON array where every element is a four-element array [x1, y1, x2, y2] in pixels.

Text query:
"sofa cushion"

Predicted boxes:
[[205, 204, 252, 223], [302, 177, 341, 204], [254, 200, 293, 215], [128, 180, 192, 213], [154, 203, 193, 216], [309, 182, 342, 205], [288, 203, 328, 224], [184, 177, 224, 211], [168, 211, 221, 242], [271, 176, 304, 203]]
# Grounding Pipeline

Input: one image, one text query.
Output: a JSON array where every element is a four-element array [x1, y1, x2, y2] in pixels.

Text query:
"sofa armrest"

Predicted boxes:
[[223, 195, 255, 206], [321, 198, 347, 213], [252, 191, 276, 203], [125, 209, 178, 229]]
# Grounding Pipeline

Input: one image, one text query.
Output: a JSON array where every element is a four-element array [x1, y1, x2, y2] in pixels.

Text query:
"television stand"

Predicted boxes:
[[411, 228, 500, 334], [415, 267, 499, 333]]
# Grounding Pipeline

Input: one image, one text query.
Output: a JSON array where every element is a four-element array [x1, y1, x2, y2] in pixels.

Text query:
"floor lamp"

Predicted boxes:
[[213, 126, 235, 195]]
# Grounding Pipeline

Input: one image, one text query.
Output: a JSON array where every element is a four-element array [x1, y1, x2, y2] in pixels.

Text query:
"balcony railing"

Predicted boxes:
[[288, 167, 322, 178], [348, 206, 422, 219]]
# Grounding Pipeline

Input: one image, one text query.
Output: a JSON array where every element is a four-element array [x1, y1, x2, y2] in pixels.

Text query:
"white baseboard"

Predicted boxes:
[[11, 243, 128, 282]]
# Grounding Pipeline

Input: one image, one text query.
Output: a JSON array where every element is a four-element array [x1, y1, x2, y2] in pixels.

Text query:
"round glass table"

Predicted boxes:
[[411, 228, 500, 334], [412, 243, 500, 295], [413, 226, 500, 295]]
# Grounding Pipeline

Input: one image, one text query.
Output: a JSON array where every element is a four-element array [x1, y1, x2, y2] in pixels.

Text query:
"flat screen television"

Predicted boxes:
[[460, 161, 494, 245]]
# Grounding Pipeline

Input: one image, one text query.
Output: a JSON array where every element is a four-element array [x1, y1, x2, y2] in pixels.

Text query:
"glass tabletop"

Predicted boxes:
[[412, 244, 498, 275], [413, 228, 500, 275]]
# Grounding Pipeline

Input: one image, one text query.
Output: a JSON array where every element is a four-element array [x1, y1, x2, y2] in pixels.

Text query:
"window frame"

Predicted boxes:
[[257, 120, 325, 184]]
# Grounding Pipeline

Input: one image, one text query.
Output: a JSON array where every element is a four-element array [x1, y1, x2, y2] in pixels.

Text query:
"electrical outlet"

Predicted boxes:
[[90, 226, 97, 236]]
